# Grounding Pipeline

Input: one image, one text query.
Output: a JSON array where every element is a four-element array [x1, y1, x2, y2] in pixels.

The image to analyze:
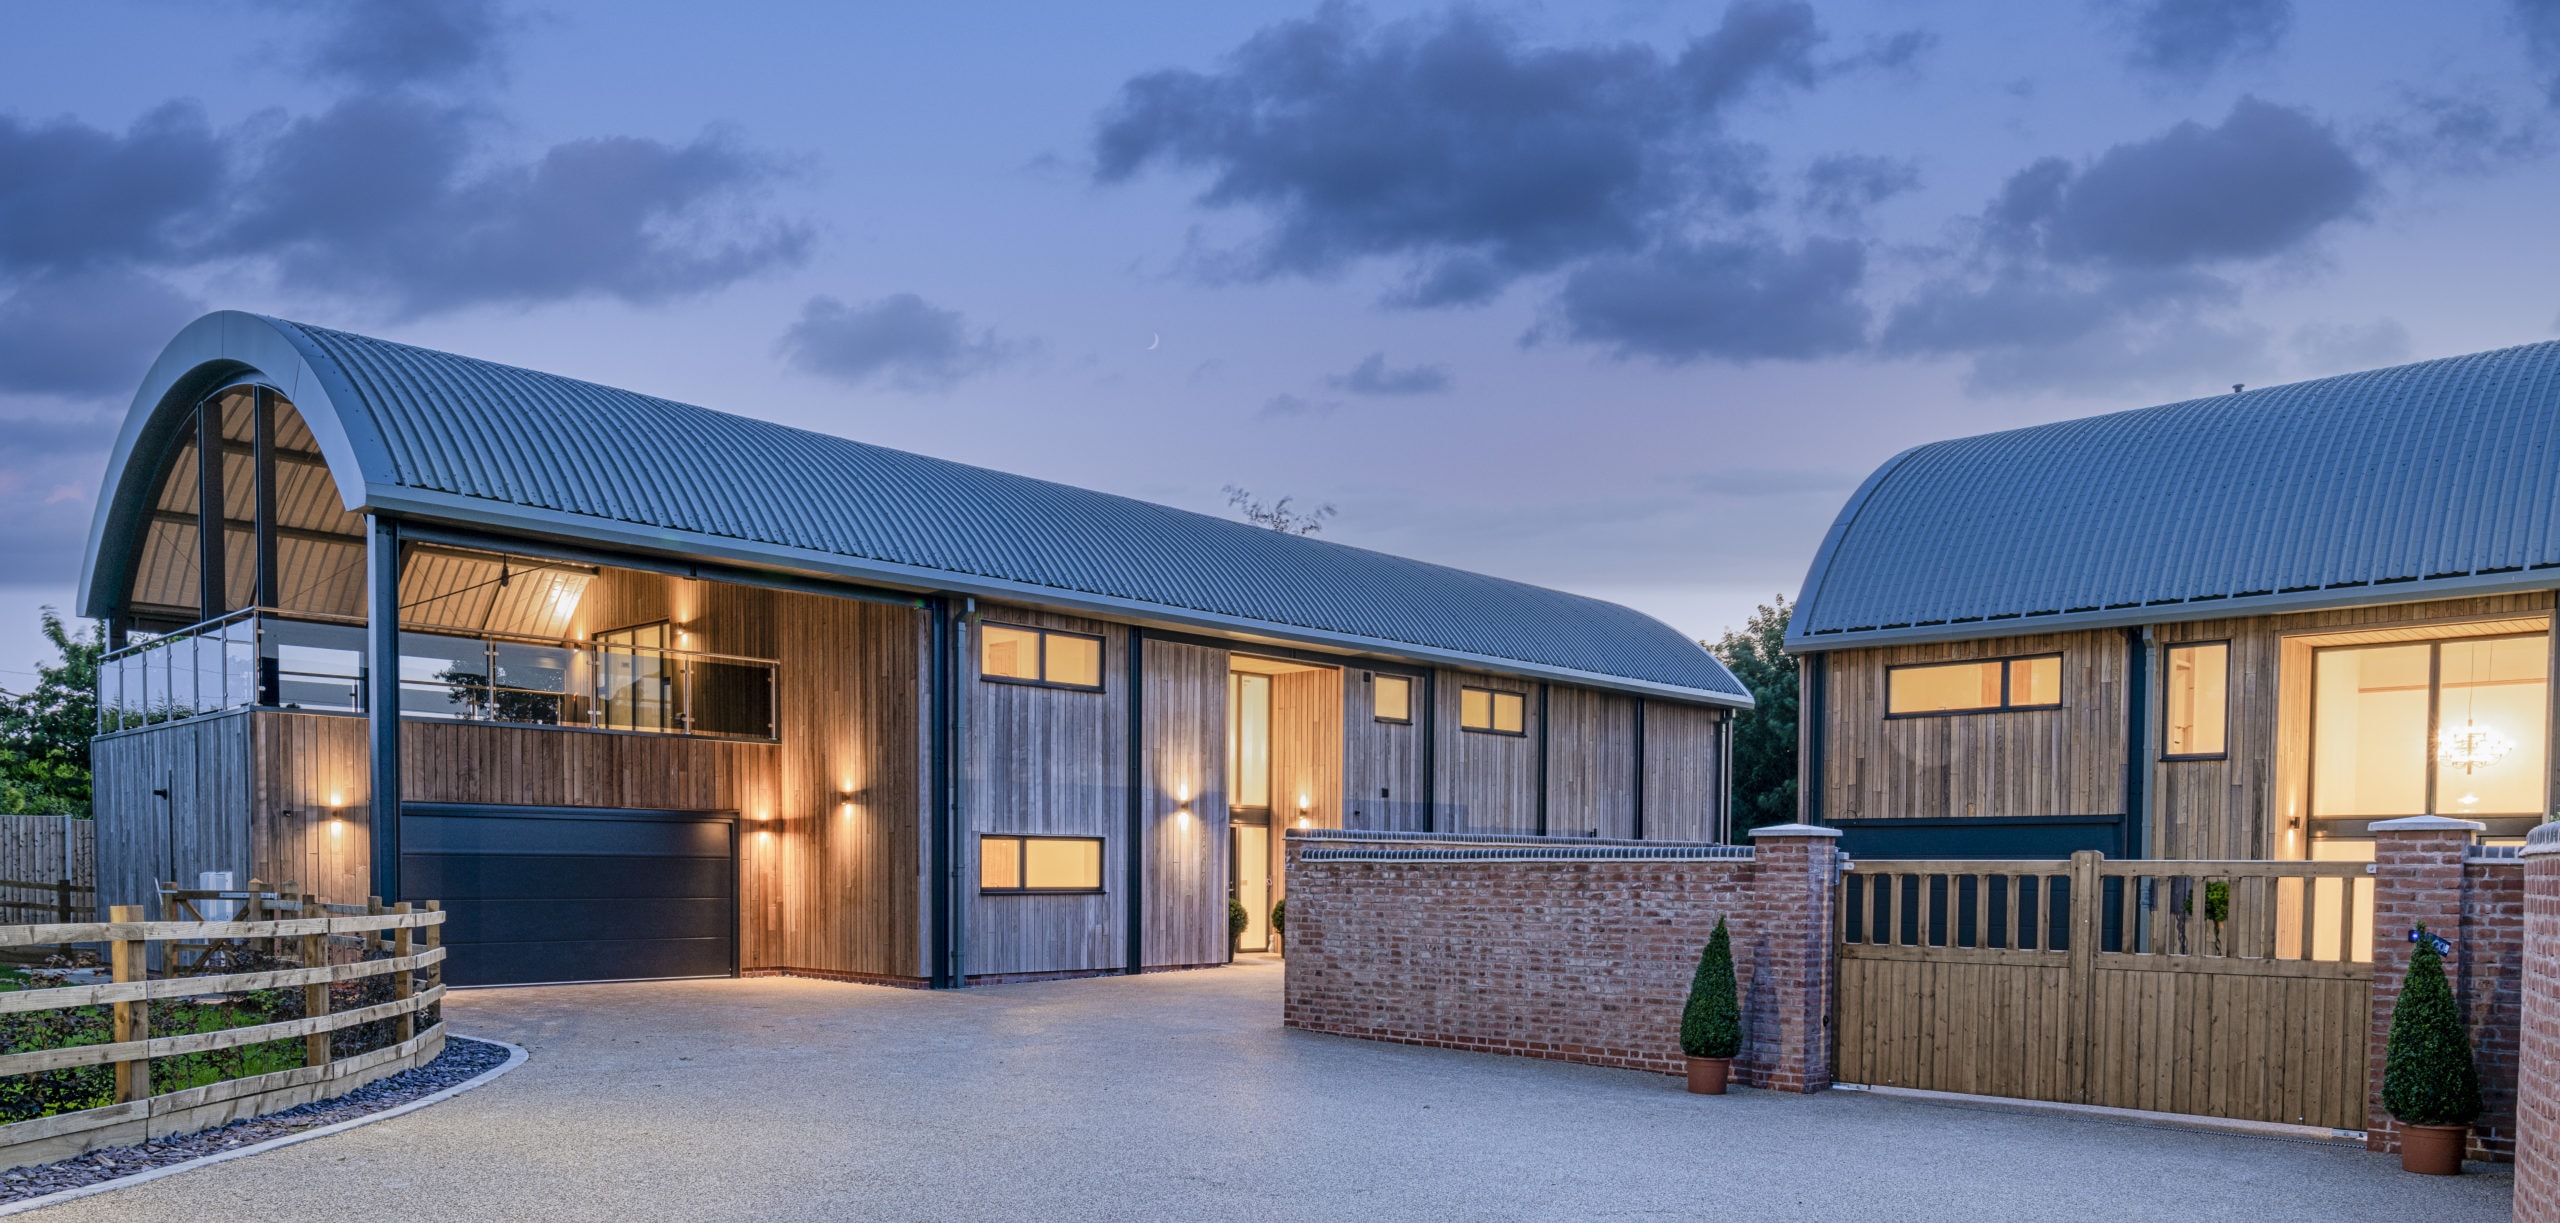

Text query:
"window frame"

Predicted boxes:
[[976, 833, 1107, 894], [1369, 672, 1414, 725], [2306, 629, 2551, 822], [1459, 685, 1529, 736], [976, 623, 1106, 692], [1883, 652, 2066, 719], [2160, 639, 2232, 761]]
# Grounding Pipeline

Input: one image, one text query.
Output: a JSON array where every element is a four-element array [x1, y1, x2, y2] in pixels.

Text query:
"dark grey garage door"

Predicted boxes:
[[400, 804, 737, 987]]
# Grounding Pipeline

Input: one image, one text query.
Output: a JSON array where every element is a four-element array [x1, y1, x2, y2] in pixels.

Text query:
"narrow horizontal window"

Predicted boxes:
[[1461, 686, 1525, 735], [1887, 654, 2064, 716], [2163, 641, 2229, 758], [979, 835, 1104, 893], [1372, 673, 1412, 723], [979, 623, 1105, 691]]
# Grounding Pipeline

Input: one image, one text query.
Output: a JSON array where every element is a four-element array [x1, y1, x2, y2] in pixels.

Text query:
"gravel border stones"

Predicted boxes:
[[0, 1036, 517, 1206]]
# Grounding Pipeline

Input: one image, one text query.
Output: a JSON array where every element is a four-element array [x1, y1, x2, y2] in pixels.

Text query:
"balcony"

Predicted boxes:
[[97, 608, 778, 741]]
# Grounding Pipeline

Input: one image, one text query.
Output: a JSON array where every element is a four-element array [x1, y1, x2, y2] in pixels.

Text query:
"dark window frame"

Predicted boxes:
[[1459, 685, 1528, 736], [2160, 639, 2233, 761], [977, 833, 1108, 894], [1883, 652, 2066, 719], [1369, 672, 1414, 724], [978, 622, 1106, 692]]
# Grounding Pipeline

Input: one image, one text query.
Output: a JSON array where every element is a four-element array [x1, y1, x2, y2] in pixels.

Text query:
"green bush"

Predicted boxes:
[[2381, 925, 2482, 1127], [1271, 899, 1286, 936], [1680, 918, 1741, 1060], [1229, 898, 1250, 941]]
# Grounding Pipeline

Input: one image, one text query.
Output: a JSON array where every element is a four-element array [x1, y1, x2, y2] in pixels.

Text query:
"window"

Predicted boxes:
[[1372, 673, 1412, 723], [2311, 633, 2549, 820], [1885, 655, 2063, 716], [2163, 642, 2229, 758], [1461, 686, 1526, 734], [1230, 672, 1272, 811], [979, 624, 1104, 690], [978, 835, 1104, 892]]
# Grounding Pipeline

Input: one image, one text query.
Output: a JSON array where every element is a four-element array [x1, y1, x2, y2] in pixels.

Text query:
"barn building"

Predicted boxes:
[[80, 312, 1748, 987]]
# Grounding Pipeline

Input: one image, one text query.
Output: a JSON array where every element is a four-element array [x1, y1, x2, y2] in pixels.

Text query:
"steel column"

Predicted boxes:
[[364, 514, 402, 903]]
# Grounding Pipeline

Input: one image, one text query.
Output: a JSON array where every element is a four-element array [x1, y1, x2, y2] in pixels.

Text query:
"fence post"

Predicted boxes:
[[2367, 815, 2481, 1156], [53, 877, 68, 925], [1747, 823, 1844, 1093], [109, 904, 149, 1104], [301, 892, 331, 1069], [425, 899, 442, 993], [393, 902, 415, 1044], [245, 877, 266, 962], [2066, 850, 2101, 1104]]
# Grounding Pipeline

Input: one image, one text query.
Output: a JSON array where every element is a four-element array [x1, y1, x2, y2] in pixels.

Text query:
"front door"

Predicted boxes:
[[1233, 824, 1270, 952]]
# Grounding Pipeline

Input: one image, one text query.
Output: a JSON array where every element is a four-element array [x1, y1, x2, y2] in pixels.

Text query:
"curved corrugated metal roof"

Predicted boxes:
[[1789, 340, 2560, 649], [84, 312, 1744, 703]]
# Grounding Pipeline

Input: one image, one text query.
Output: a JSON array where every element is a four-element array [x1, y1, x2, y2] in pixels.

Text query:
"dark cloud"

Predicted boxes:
[[0, 268, 203, 397], [1093, 2, 1889, 305], [1326, 353, 1450, 395], [218, 98, 810, 315], [779, 293, 1026, 391], [0, 103, 226, 275], [1799, 154, 1919, 226], [2520, 0, 2560, 107], [299, 0, 508, 89], [2112, 0, 2291, 82], [2364, 91, 2547, 177], [1548, 236, 1868, 363]]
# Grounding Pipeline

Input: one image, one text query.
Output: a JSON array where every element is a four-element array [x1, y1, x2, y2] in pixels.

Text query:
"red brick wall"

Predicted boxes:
[[2515, 830, 2560, 1220], [1280, 829, 1835, 1089], [2367, 820, 2524, 1163], [2459, 859, 2525, 1160]]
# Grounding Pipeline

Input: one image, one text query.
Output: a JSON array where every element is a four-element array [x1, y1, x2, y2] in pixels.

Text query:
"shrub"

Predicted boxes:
[[2382, 925, 2482, 1127], [1228, 898, 1250, 941], [1680, 918, 1741, 1060], [1270, 899, 1286, 937]]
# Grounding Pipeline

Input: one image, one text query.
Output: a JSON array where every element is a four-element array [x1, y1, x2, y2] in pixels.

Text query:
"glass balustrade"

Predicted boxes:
[[99, 609, 776, 741]]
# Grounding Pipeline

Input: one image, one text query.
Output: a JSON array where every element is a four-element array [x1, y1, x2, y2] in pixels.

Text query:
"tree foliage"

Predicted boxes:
[[0, 610, 100, 816], [2381, 926, 2482, 1126], [1680, 918, 1741, 1059], [1708, 595, 1797, 835], [1222, 485, 1337, 535]]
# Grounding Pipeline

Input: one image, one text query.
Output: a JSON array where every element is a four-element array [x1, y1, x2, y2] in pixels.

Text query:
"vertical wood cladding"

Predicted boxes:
[[1641, 702, 1723, 842], [1340, 667, 1424, 831], [1435, 669, 1539, 833], [1143, 638, 1228, 968], [1821, 629, 2128, 823], [966, 604, 1128, 977], [1267, 667, 1342, 905], [1545, 687, 1635, 838], [94, 711, 255, 912]]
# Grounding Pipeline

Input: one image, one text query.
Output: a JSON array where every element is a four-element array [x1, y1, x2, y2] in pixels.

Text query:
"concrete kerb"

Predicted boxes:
[[0, 1035, 528, 1218], [1834, 1083, 2368, 1147]]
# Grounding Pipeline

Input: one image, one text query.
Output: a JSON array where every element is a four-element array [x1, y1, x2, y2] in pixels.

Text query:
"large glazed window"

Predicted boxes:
[[978, 623, 1104, 691], [2310, 633, 2548, 819], [123, 389, 366, 627], [1230, 672, 1272, 810]]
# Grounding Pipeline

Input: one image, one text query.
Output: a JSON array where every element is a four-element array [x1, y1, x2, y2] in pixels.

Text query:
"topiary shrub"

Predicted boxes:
[[1681, 918, 1741, 1060], [1229, 897, 1250, 944], [2382, 924, 2482, 1127], [1271, 899, 1286, 937]]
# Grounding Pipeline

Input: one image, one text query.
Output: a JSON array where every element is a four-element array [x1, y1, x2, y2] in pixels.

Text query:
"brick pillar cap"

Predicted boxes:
[[1749, 823, 1843, 839], [2523, 821, 2560, 858], [2368, 815, 2485, 833]]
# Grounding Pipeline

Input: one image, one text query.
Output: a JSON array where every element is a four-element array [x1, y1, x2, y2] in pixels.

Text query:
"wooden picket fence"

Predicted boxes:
[[0, 817, 93, 929], [0, 889, 446, 1169]]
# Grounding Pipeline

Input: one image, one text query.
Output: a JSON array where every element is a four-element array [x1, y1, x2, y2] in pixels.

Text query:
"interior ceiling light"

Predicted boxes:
[[2438, 720, 2514, 774]]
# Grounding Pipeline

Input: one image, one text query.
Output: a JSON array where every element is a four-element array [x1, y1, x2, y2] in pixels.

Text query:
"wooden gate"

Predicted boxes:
[[1833, 852, 2374, 1131]]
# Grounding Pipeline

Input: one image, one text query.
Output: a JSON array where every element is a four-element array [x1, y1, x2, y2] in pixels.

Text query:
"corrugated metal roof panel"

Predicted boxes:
[[1790, 341, 2560, 648], [255, 319, 1743, 700]]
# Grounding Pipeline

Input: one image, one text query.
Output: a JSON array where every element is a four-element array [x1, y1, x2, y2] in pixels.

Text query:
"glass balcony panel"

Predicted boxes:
[[400, 631, 491, 720], [685, 657, 776, 739], [193, 631, 225, 716], [489, 640, 574, 726], [598, 646, 673, 733], [265, 616, 366, 713], [224, 619, 257, 711]]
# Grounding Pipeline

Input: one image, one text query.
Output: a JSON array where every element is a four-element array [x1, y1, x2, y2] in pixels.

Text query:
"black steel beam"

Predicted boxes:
[[1632, 698, 1647, 840], [252, 388, 279, 609], [1124, 628, 1145, 974], [195, 402, 226, 618], [1535, 682, 1550, 837], [365, 515, 402, 903]]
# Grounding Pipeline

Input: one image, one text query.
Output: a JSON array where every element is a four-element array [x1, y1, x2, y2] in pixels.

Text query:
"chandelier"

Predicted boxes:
[[2438, 720, 2515, 774]]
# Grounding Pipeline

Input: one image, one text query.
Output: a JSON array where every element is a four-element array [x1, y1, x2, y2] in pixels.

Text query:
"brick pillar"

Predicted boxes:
[[2518, 822, 2560, 1221], [1747, 823, 1841, 1094], [2366, 815, 2481, 1155]]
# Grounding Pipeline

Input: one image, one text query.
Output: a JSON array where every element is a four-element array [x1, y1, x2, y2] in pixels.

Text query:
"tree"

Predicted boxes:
[[1680, 918, 1741, 1059], [2381, 926, 2482, 1127], [1222, 485, 1336, 535], [0, 610, 101, 816], [1708, 595, 1797, 836]]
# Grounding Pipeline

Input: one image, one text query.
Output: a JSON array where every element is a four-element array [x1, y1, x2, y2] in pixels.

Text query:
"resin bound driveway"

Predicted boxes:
[[30, 961, 2513, 1221]]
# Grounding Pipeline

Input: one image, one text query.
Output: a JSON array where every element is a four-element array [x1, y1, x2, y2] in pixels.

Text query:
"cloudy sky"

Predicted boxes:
[[5, 0, 2560, 684]]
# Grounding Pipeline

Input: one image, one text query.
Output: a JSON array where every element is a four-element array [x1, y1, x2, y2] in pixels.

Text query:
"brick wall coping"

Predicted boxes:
[[1749, 823, 1844, 838], [1297, 844, 1756, 864], [2525, 821, 2560, 858], [2473, 844, 2528, 862], [2372, 815, 2488, 832], [1285, 829, 1734, 850]]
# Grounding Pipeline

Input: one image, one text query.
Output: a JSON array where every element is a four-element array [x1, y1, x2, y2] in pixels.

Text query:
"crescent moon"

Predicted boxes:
[[1148, 333, 1160, 350]]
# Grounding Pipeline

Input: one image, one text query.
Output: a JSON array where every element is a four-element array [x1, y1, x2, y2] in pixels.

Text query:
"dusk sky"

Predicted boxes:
[[6, 0, 2560, 685]]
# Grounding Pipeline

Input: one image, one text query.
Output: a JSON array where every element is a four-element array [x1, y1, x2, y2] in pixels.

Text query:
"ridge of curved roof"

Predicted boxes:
[[1789, 339, 2560, 650], [81, 312, 1747, 705]]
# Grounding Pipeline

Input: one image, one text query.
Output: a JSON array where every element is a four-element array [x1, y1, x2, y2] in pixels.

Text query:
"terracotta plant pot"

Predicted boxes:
[[2398, 1123, 2466, 1175], [1686, 1056, 1731, 1095]]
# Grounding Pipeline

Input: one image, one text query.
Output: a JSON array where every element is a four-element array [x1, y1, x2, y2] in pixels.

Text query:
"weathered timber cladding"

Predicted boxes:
[[1267, 667, 1341, 905], [1143, 638, 1227, 968], [1545, 687, 1634, 838], [251, 711, 368, 906], [1820, 630, 2126, 822], [1340, 667, 1423, 831], [94, 711, 254, 912], [1641, 702, 1722, 842], [966, 604, 1128, 978], [0, 817, 97, 920], [1436, 669, 1537, 833]]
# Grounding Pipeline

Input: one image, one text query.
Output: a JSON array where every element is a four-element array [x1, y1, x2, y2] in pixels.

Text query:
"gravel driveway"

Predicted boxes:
[[25, 960, 2514, 1221]]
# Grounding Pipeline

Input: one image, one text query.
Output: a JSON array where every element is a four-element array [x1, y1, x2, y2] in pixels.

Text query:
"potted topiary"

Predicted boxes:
[[1229, 897, 1250, 958], [1270, 899, 1287, 957], [1680, 918, 1741, 1094], [2382, 923, 2481, 1175]]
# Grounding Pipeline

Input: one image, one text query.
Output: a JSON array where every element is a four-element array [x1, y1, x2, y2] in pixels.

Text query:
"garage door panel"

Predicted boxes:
[[403, 853, 735, 901], [432, 896, 735, 945], [441, 936, 734, 988], [402, 813, 731, 857]]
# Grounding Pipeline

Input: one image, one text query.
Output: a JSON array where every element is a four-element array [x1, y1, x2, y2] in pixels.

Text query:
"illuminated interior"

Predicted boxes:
[[2309, 633, 2548, 819]]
